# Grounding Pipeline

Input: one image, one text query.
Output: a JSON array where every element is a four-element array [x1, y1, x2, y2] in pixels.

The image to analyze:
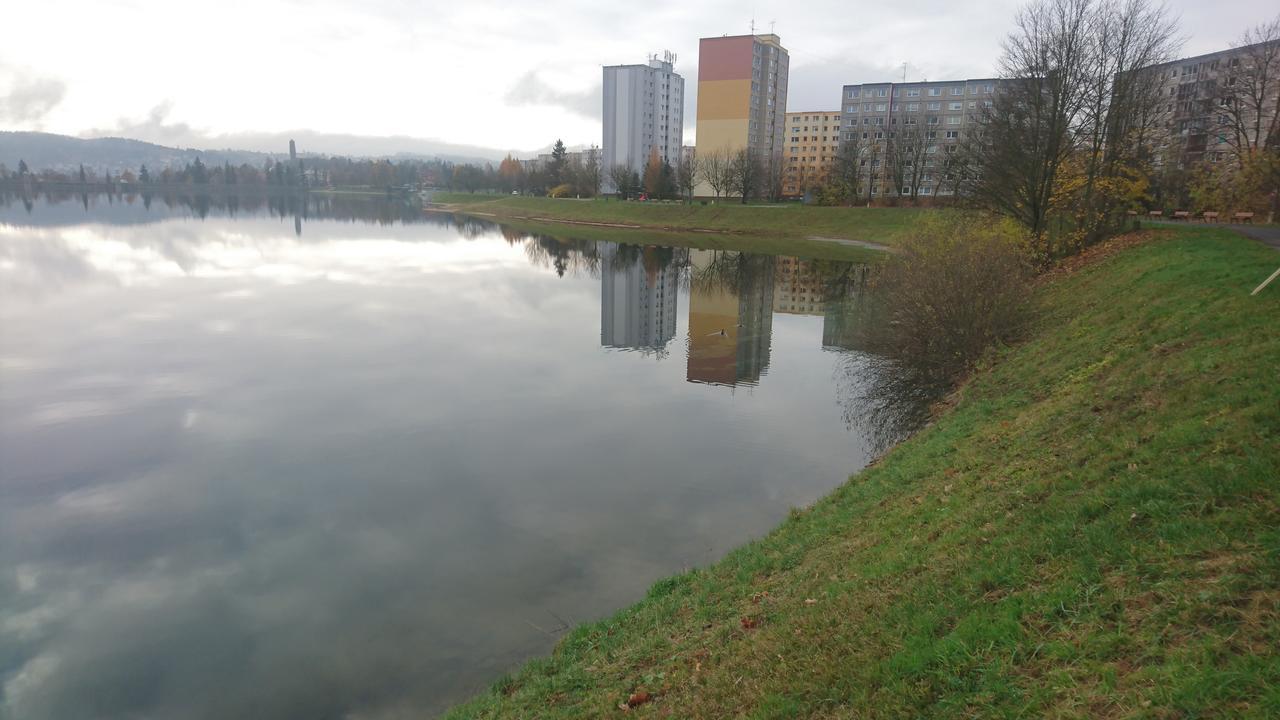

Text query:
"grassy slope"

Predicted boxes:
[[430, 193, 927, 245], [447, 227, 1280, 719]]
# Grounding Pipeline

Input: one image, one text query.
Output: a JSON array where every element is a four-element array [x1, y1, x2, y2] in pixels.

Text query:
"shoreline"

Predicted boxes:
[[443, 226, 1280, 718]]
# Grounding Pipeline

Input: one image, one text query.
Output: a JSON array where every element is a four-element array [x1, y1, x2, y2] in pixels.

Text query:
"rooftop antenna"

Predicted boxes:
[[902, 62, 907, 82], [750, 17, 756, 34], [769, 19, 776, 34]]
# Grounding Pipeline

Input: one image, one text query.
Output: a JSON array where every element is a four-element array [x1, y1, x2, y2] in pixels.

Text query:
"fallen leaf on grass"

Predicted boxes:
[[627, 691, 651, 707], [741, 616, 759, 629]]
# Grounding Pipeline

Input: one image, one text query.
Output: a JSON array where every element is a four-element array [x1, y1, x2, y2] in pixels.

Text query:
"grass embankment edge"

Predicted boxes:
[[428, 192, 928, 250], [445, 227, 1280, 718]]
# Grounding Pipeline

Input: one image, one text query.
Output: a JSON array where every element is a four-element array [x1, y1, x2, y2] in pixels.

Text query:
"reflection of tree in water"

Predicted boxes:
[[828, 272, 953, 455], [835, 350, 951, 455], [521, 234, 605, 278], [0, 190, 431, 230], [689, 249, 776, 297]]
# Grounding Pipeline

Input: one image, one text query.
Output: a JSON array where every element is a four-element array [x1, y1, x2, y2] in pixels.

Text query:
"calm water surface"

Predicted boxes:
[[0, 193, 883, 719]]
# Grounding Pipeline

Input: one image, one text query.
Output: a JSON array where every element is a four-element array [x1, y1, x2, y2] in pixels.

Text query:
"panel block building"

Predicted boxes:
[[602, 53, 684, 194], [837, 78, 998, 199], [600, 243, 679, 352], [694, 34, 789, 196], [1138, 39, 1280, 168], [782, 111, 841, 198]]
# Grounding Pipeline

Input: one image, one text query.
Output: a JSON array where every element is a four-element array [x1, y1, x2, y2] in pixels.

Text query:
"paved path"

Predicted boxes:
[[1225, 224, 1280, 252], [1148, 220, 1280, 251], [807, 236, 897, 253]]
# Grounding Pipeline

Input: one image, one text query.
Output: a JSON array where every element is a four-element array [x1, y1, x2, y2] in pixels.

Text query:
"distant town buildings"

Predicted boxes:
[[782, 111, 841, 199], [838, 78, 998, 198], [602, 53, 685, 193], [600, 243, 679, 352], [694, 34, 789, 196]]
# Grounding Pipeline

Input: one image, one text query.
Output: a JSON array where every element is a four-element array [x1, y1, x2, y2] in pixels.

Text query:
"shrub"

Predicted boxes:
[[841, 215, 1036, 449], [548, 183, 574, 198], [866, 214, 1035, 383]]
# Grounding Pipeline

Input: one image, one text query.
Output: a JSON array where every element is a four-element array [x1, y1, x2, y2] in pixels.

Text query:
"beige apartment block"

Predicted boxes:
[[838, 78, 998, 199], [782, 111, 841, 198]]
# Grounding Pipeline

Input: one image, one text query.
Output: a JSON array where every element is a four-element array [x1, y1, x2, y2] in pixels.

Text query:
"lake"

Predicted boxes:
[[0, 192, 892, 719]]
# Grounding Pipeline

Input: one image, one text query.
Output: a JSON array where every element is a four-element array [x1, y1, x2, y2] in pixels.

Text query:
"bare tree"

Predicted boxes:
[[675, 151, 700, 201], [1218, 17, 1280, 166], [609, 164, 640, 200], [958, 0, 1178, 256], [883, 124, 936, 203], [763, 152, 786, 201], [697, 148, 733, 199], [730, 147, 763, 203], [831, 135, 865, 204], [959, 0, 1094, 249]]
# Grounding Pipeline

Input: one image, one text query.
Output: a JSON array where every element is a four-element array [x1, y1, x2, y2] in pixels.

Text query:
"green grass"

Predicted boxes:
[[450, 211, 888, 263], [430, 193, 928, 246], [445, 227, 1280, 719]]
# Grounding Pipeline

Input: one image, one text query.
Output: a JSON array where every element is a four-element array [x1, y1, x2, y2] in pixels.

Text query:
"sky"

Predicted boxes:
[[1, 0, 1275, 158]]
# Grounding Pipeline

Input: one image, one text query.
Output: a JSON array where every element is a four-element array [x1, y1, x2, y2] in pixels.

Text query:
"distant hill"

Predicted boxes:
[[0, 131, 507, 175], [0, 132, 273, 174]]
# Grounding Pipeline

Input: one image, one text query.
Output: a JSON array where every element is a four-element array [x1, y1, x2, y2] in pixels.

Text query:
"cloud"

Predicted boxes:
[[84, 103, 507, 161], [0, 74, 67, 124], [90, 101, 198, 146], [505, 70, 600, 120]]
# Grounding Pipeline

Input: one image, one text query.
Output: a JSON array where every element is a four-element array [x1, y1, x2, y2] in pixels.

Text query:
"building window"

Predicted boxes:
[[928, 102, 940, 110], [949, 102, 962, 110], [848, 88, 860, 98], [876, 88, 888, 97], [907, 88, 920, 97], [946, 130, 959, 138], [875, 103, 887, 111], [928, 88, 941, 96], [951, 87, 963, 96]]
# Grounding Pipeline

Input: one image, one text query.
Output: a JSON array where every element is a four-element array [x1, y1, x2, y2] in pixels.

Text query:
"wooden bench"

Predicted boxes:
[[1234, 212, 1255, 223], [1201, 211, 1219, 222], [1172, 211, 1191, 221], [1148, 210, 1164, 218]]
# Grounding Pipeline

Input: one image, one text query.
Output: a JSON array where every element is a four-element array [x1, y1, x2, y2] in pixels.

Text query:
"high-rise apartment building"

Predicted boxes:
[[686, 250, 774, 387], [782, 111, 841, 198], [602, 53, 684, 194], [694, 34, 789, 196], [1139, 40, 1280, 167], [600, 243, 679, 352], [838, 78, 998, 198]]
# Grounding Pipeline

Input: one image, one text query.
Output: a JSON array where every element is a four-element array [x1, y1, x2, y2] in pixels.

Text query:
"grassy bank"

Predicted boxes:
[[446, 211, 887, 263], [447, 227, 1280, 718], [429, 193, 928, 246]]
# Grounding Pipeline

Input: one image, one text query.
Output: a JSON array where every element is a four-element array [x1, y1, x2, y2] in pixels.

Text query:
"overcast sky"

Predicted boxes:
[[1, 0, 1274, 156]]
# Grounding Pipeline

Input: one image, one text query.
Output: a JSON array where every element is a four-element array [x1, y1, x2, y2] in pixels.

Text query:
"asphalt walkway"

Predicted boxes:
[[1148, 220, 1280, 251], [1226, 224, 1280, 252]]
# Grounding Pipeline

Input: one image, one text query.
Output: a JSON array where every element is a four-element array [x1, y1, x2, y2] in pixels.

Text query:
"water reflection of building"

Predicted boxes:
[[821, 265, 873, 351], [773, 257, 825, 316], [600, 243, 679, 352], [686, 249, 774, 387]]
